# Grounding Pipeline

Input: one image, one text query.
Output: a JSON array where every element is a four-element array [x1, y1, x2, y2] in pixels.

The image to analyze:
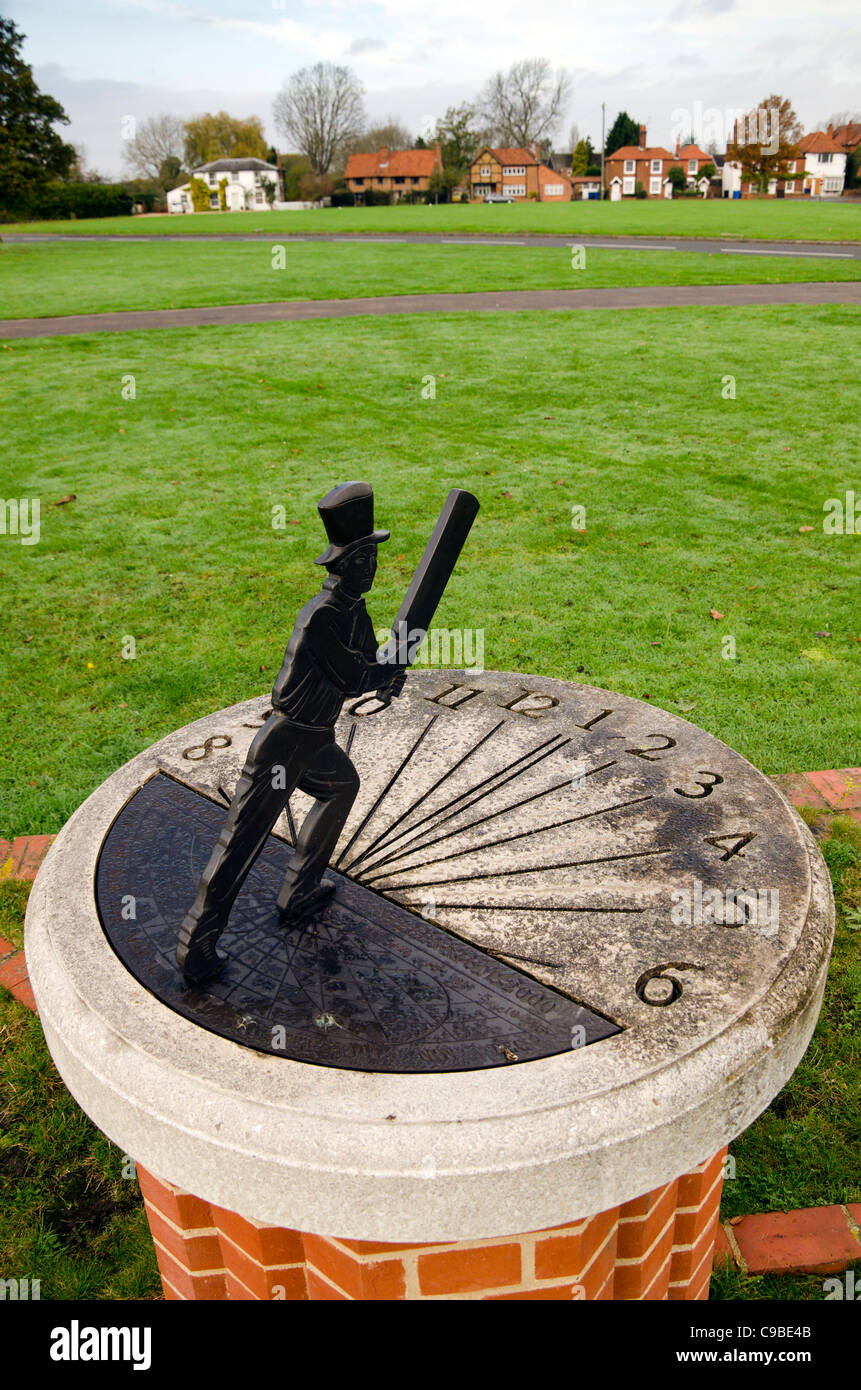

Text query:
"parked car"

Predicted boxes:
[[483, 193, 515, 203]]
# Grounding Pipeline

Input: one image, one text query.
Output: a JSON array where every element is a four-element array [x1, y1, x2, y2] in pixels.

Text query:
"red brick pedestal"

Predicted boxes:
[[138, 1147, 726, 1301]]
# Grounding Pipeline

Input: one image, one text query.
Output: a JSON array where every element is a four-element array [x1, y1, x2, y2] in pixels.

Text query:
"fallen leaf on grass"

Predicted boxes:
[[53, 494, 76, 506], [798, 525, 814, 533], [709, 609, 724, 620]]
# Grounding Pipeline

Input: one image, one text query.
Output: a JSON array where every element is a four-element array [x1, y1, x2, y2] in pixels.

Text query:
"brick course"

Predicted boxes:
[[136, 1150, 729, 1300]]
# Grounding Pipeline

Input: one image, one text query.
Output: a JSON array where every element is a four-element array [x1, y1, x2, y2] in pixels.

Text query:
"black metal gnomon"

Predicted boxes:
[[175, 482, 480, 984]]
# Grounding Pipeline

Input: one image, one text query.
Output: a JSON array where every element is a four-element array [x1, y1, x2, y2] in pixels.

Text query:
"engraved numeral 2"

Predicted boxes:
[[626, 734, 677, 761]]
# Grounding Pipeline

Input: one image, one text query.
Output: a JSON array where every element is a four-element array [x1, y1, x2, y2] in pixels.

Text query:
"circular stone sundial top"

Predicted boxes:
[[25, 670, 835, 1239]]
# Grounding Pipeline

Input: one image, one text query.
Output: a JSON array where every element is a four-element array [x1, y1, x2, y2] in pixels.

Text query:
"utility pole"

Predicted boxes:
[[601, 102, 606, 199]]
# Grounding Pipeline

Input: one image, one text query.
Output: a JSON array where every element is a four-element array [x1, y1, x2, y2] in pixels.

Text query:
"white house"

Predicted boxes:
[[786, 131, 847, 198], [167, 157, 282, 213]]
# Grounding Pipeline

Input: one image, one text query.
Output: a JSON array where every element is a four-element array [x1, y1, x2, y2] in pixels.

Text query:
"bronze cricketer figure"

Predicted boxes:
[[176, 480, 478, 984]]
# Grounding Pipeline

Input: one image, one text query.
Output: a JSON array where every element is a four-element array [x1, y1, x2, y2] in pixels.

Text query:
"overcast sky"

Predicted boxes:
[[9, 0, 861, 175]]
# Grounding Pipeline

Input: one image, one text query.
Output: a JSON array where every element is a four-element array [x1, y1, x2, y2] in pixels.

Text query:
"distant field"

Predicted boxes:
[[2, 239, 860, 319], [2, 303, 859, 835], [4, 198, 861, 242]]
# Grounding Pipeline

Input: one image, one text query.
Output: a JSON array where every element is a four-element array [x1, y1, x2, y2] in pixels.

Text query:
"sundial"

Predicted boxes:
[[25, 479, 834, 1240], [94, 667, 813, 1075]]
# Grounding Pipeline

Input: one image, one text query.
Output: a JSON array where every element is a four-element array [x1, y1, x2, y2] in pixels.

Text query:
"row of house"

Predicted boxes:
[[165, 119, 861, 212]]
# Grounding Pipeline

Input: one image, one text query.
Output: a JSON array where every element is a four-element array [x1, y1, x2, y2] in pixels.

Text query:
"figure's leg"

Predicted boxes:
[[177, 720, 315, 979], [277, 743, 360, 919]]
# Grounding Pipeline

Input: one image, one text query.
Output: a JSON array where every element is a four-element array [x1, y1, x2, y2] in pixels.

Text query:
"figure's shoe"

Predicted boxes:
[[278, 879, 335, 925], [176, 915, 228, 984]]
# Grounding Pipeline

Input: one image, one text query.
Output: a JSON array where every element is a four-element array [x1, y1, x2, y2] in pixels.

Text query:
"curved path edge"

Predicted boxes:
[[3, 281, 860, 340]]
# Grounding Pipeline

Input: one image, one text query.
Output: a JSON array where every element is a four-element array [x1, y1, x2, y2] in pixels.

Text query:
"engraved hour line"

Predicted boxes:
[[344, 730, 573, 876], [408, 902, 647, 914], [360, 789, 649, 885], [357, 762, 623, 879], [334, 714, 440, 868], [379, 846, 671, 890], [343, 717, 507, 873]]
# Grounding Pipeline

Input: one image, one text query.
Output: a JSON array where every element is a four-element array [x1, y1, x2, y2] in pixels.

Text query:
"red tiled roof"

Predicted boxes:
[[798, 131, 844, 154], [345, 148, 439, 179], [538, 163, 571, 188], [677, 144, 712, 161], [492, 146, 538, 165], [833, 122, 861, 149], [570, 174, 601, 183], [607, 145, 675, 162]]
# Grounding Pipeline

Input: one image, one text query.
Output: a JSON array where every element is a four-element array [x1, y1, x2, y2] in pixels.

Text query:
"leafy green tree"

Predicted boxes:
[[726, 94, 801, 194], [667, 165, 686, 193], [183, 112, 268, 169], [605, 111, 640, 156], [570, 136, 596, 175], [434, 104, 482, 177], [0, 17, 76, 210]]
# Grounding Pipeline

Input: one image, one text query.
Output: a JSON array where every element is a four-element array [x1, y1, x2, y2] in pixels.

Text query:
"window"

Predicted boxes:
[[394, 177, 404, 184], [255, 190, 264, 204], [544, 183, 564, 196], [688, 159, 697, 173], [820, 152, 832, 163], [503, 165, 526, 175], [354, 178, 364, 186], [824, 178, 842, 191], [649, 177, 661, 195], [767, 179, 777, 195], [786, 181, 795, 193], [502, 183, 526, 196], [480, 165, 492, 178], [651, 159, 662, 174], [623, 176, 635, 195], [624, 159, 635, 174]]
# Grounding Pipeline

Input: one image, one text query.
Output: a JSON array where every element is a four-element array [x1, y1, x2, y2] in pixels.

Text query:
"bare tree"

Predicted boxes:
[[479, 58, 571, 149], [351, 118, 414, 154], [818, 109, 861, 130], [273, 62, 365, 175], [122, 114, 185, 183]]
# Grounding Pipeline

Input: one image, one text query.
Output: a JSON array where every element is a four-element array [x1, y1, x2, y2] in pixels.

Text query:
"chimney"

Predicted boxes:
[[827, 123, 833, 139], [433, 140, 442, 164], [675, 137, 680, 157], [379, 146, 388, 159], [639, 124, 646, 149]]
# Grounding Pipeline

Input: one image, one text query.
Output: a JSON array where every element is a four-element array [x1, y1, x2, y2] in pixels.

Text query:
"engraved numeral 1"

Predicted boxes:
[[576, 708, 614, 730]]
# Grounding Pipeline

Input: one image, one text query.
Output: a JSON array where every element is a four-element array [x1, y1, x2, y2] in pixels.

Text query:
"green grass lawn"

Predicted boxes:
[[0, 882, 160, 1298], [1, 304, 858, 837], [4, 197, 861, 242], [2, 239, 861, 320]]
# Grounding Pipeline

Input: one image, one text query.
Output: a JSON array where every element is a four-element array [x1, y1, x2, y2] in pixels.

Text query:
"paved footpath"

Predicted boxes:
[[5, 230, 861, 260], [3, 766, 860, 1280], [3, 280, 860, 340]]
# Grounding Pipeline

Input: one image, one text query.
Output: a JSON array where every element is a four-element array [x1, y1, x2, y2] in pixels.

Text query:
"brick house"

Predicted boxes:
[[344, 144, 442, 202], [605, 125, 676, 198], [469, 144, 572, 200]]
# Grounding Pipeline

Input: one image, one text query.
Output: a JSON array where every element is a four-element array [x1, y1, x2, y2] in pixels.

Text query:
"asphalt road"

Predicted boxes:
[[4, 230, 861, 259], [2, 281, 859, 340]]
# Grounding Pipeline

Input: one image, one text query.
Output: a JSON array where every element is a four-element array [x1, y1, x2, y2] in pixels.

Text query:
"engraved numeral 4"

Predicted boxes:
[[704, 831, 757, 860]]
